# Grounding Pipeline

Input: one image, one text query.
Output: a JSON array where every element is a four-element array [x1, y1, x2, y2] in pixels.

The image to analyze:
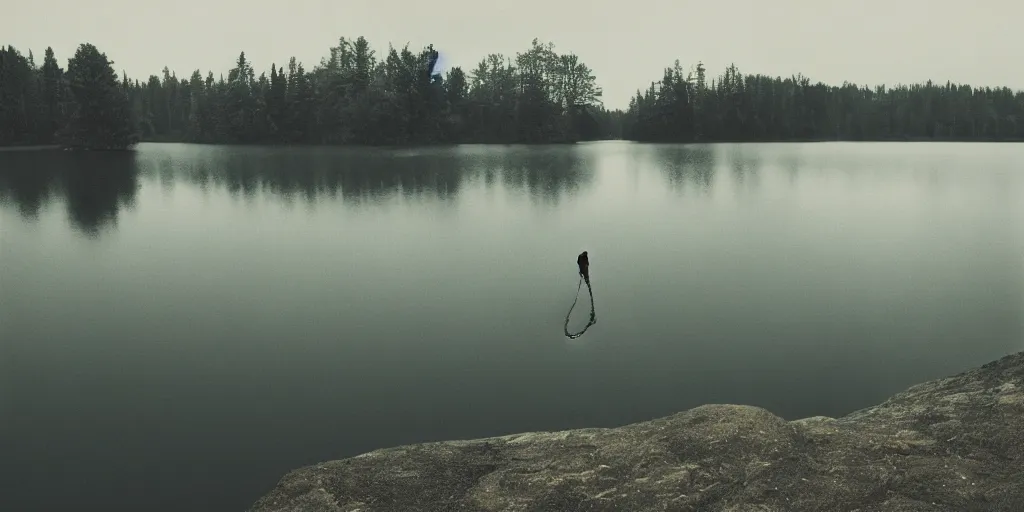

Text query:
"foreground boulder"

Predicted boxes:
[[250, 351, 1023, 511]]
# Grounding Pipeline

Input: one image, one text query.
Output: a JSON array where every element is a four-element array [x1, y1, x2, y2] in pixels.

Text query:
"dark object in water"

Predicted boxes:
[[577, 251, 590, 285], [565, 251, 596, 339]]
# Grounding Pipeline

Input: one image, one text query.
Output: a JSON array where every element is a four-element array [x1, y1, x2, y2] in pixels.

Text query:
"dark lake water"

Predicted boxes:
[[2, 141, 1022, 511]]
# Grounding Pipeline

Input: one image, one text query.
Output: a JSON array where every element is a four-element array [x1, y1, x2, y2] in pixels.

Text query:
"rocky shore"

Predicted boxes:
[[250, 350, 1023, 511]]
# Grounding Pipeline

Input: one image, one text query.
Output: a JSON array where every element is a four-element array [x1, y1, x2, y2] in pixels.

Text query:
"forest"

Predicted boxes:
[[624, 61, 1024, 142], [2, 38, 1024, 149]]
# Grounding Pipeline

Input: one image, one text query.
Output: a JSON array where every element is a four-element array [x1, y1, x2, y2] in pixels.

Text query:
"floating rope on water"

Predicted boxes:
[[564, 275, 597, 339]]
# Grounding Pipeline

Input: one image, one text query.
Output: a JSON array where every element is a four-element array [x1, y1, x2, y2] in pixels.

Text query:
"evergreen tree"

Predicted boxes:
[[61, 43, 138, 149], [0, 46, 43, 145], [39, 47, 66, 143]]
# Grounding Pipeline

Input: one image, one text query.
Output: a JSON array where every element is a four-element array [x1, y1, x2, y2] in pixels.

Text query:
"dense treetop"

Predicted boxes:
[[2, 38, 1023, 149]]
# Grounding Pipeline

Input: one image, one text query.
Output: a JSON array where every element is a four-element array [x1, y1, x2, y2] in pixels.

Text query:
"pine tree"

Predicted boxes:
[[61, 43, 138, 149]]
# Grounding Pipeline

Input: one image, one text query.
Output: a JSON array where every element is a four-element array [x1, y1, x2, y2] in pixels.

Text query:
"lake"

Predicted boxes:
[[2, 141, 1022, 511]]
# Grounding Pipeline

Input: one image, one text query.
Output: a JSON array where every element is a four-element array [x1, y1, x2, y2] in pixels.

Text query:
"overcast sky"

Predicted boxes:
[[8, 0, 1022, 110]]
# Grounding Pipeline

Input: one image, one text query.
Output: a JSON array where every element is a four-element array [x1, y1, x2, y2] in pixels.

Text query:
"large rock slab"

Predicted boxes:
[[250, 351, 1024, 511]]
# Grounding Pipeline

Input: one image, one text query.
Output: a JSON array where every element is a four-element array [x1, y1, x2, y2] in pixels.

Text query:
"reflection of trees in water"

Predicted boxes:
[[63, 156, 138, 236], [725, 145, 764, 190], [161, 148, 466, 205], [498, 147, 593, 204], [455, 145, 594, 204], [157, 145, 593, 206], [0, 151, 139, 237], [364, 153, 463, 203], [653, 144, 717, 193], [779, 151, 804, 185], [0, 157, 54, 218]]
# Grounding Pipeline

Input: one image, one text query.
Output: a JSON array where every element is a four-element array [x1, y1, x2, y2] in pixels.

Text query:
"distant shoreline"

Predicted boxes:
[[0, 145, 61, 152], [130, 136, 1024, 145], [2, 137, 1024, 150], [9, 134, 1017, 152], [0, 145, 138, 153]]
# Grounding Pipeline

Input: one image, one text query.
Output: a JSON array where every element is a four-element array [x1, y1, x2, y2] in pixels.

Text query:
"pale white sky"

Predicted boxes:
[[8, 0, 1023, 109]]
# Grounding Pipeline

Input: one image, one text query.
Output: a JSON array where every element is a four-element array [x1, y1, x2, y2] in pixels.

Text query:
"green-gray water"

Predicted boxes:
[[2, 141, 1022, 511]]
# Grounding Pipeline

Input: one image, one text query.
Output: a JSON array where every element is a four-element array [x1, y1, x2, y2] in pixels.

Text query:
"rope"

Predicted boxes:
[[564, 275, 597, 339]]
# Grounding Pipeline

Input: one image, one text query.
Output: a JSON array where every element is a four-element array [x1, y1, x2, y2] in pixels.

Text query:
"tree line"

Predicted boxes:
[[2, 40, 1024, 150], [1, 44, 138, 149], [1, 38, 612, 149], [624, 61, 1024, 142]]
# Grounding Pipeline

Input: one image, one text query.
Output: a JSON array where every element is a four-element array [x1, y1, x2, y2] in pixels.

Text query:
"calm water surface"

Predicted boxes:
[[2, 142, 1022, 511]]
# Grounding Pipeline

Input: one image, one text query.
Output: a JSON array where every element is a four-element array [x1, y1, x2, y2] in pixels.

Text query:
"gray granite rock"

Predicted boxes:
[[250, 351, 1023, 511]]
